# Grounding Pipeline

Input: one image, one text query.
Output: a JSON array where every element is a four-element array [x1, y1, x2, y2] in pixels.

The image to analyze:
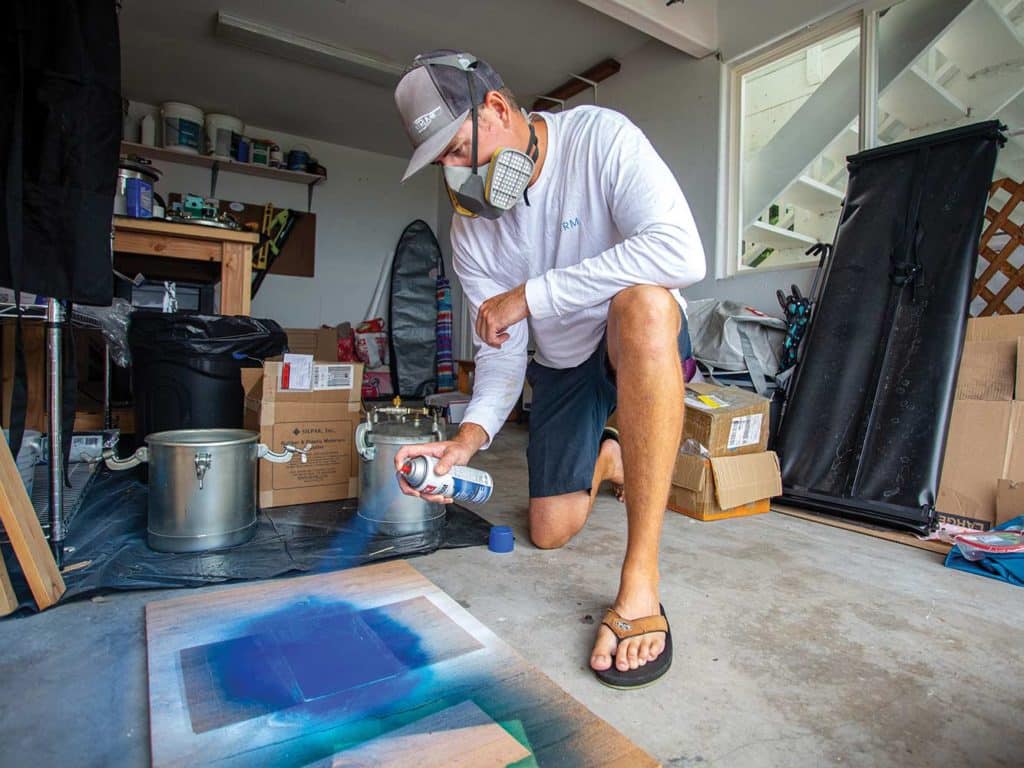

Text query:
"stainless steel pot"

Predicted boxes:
[[356, 407, 445, 537], [104, 428, 308, 552]]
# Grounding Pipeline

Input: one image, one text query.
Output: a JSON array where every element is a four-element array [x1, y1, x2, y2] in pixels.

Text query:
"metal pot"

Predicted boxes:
[[104, 428, 308, 552], [355, 406, 445, 537]]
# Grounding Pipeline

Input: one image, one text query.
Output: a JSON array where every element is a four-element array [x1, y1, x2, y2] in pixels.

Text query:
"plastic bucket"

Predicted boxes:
[[161, 102, 204, 154], [3, 429, 42, 499], [205, 113, 244, 158]]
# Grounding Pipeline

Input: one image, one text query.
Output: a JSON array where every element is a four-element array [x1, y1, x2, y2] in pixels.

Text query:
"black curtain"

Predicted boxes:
[[0, 0, 121, 457]]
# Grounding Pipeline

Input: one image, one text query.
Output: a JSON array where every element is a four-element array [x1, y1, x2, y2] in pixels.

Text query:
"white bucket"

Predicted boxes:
[[3, 429, 42, 499], [205, 113, 244, 158], [161, 102, 204, 154]]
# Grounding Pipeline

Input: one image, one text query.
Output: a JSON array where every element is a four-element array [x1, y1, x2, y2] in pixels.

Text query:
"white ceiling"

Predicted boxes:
[[118, 0, 654, 157]]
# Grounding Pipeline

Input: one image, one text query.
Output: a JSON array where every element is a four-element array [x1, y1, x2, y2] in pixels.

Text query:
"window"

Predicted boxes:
[[723, 0, 1024, 277]]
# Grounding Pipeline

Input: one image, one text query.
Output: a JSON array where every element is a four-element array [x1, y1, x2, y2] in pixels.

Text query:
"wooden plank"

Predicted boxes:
[[1, 322, 48, 432], [146, 560, 656, 768], [772, 504, 951, 555], [113, 230, 223, 264], [0, 550, 18, 616], [319, 701, 531, 767], [219, 242, 252, 316], [113, 217, 259, 244], [0, 436, 65, 609]]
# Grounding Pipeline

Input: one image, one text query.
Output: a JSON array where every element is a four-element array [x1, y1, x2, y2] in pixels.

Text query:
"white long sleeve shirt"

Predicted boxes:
[[452, 105, 707, 446]]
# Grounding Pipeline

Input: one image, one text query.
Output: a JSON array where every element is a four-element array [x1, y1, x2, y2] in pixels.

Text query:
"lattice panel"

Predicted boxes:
[[973, 177, 1024, 317]]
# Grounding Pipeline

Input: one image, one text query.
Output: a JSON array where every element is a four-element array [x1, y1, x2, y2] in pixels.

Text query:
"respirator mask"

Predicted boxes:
[[439, 62, 539, 219]]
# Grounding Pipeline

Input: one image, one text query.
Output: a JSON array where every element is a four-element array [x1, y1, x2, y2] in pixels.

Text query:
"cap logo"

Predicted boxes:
[[413, 106, 442, 134], [457, 56, 473, 68]]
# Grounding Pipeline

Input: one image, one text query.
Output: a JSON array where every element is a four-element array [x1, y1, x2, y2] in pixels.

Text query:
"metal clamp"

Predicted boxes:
[[103, 446, 149, 471], [257, 442, 312, 464], [194, 452, 212, 489], [355, 420, 375, 461]]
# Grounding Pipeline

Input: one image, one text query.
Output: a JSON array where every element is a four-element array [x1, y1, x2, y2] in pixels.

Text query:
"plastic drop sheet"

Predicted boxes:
[[2, 465, 491, 611], [776, 121, 1003, 533]]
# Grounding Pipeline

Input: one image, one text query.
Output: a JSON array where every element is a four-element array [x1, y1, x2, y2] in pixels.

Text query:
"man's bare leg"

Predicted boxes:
[[527, 440, 624, 549], [590, 285, 683, 674]]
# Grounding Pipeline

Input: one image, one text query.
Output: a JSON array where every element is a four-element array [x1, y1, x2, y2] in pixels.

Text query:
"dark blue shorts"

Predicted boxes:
[[525, 310, 691, 499]]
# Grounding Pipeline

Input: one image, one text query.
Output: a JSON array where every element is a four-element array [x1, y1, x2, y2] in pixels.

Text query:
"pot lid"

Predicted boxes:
[[146, 428, 258, 447], [367, 406, 438, 437]]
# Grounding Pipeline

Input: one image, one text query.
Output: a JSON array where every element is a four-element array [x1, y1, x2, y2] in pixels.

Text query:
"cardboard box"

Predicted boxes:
[[937, 401, 1023, 528], [966, 314, 1024, 342], [668, 450, 782, 521], [683, 383, 771, 457], [954, 339, 1016, 401], [242, 360, 363, 508], [1017, 337, 1024, 398], [996, 479, 1024, 527], [285, 327, 338, 362], [938, 315, 1024, 529]]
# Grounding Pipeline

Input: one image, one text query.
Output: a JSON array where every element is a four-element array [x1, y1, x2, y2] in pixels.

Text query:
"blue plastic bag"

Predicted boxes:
[[944, 515, 1024, 587]]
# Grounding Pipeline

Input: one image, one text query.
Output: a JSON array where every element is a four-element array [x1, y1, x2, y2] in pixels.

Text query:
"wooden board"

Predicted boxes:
[[0, 549, 18, 616], [310, 701, 531, 768], [772, 504, 952, 555], [146, 560, 657, 768], [1, 322, 47, 432], [0, 436, 64, 609]]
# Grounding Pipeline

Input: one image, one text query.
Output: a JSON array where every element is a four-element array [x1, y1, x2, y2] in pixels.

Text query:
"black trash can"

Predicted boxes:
[[128, 312, 287, 438]]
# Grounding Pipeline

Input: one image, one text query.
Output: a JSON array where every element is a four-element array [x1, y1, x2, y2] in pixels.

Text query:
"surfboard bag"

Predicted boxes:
[[389, 220, 440, 399], [776, 121, 1004, 533]]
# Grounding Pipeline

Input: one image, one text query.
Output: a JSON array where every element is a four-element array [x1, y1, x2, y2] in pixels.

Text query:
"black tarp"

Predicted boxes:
[[1, 466, 491, 613], [776, 121, 1003, 533], [389, 220, 441, 398]]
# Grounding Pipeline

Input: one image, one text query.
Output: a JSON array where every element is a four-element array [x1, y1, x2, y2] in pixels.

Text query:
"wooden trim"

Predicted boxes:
[[0, 437, 65, 609], [113, 217, 259, 244], [531, 58, 621, 112], [113, 230, 223, 263], [220, 242, 252, 316]]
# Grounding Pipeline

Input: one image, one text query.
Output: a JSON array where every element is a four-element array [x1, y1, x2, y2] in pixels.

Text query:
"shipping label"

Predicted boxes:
[[727, 414, 763, 450]]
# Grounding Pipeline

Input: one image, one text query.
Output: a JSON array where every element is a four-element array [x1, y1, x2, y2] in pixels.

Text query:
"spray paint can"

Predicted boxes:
[[398, 455, 493, 503]]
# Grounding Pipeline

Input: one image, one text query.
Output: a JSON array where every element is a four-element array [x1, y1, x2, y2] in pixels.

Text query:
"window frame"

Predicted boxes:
[[719, 7, 878, 278]]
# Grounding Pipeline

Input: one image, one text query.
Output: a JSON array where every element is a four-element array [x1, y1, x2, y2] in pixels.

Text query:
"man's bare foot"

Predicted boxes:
[[591, 436, 625, 506], [589, 588, 665, 673]]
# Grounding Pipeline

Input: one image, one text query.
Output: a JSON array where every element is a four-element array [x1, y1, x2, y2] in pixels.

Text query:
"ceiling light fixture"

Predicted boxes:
[[215, 11, 405, 87]]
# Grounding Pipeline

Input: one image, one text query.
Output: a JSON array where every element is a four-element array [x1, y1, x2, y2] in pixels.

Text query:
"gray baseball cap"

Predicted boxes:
[[394, 50, 505, 181]]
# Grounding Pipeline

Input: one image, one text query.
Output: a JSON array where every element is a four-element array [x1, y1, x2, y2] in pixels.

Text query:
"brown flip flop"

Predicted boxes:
[[593, 604, 673, 690]]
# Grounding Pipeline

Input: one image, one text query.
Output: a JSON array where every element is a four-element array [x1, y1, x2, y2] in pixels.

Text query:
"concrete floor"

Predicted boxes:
[[2, 422, 1023, 768]]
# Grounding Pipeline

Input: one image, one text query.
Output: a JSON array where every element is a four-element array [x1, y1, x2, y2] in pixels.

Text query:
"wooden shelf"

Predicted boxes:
[[121, 142, 325, 185], [121, 141, 325, 209]]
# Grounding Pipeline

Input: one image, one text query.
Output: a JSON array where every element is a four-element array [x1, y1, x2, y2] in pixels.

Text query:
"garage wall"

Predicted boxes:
[[126, 102, 439, 329]]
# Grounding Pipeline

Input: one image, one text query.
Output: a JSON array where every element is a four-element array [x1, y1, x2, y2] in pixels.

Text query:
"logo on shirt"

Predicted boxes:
[[413, 106, 442, 135], [560, 216, 581, 233]]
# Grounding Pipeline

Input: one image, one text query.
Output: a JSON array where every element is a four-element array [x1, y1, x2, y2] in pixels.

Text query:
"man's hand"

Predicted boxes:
[[477, 284, 529, 348], [393, 424, 488, 504]]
